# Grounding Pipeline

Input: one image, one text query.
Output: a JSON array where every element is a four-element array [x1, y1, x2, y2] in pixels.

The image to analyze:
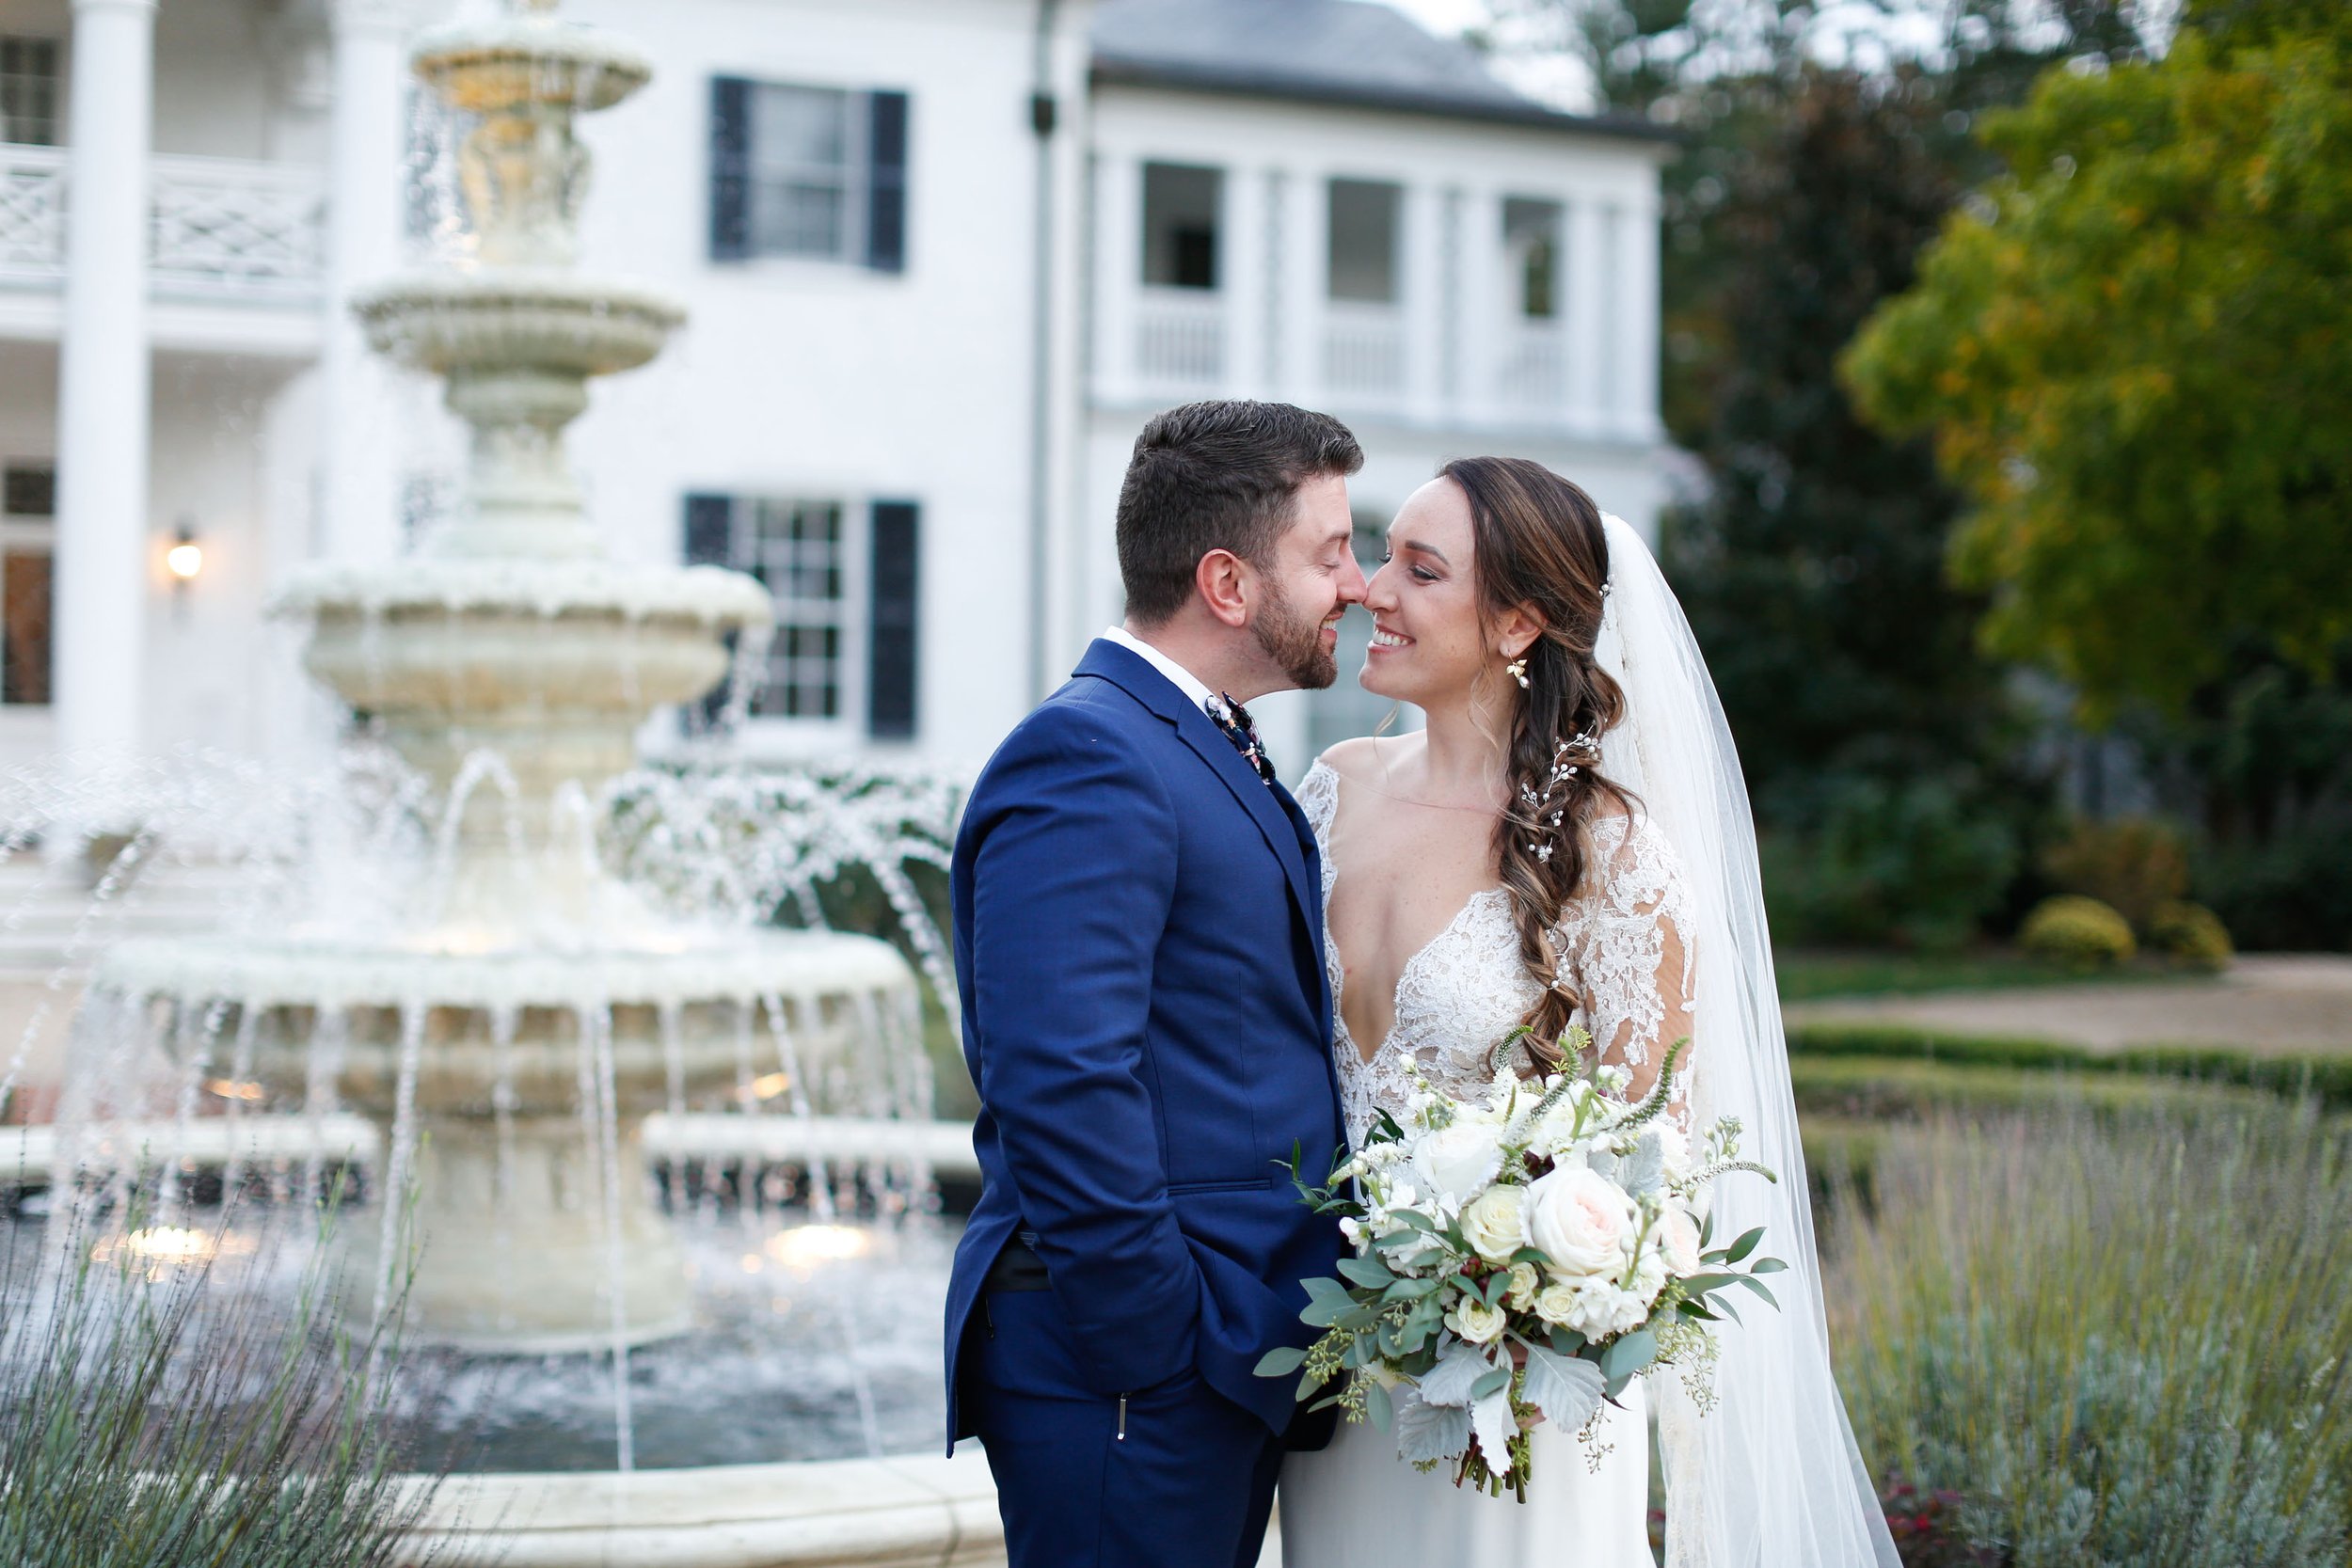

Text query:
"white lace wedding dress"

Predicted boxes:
[[1279, 758, 1697, 1568]]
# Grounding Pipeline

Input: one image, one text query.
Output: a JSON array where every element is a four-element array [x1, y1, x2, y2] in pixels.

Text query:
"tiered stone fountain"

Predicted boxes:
[[87, 0, 925, 1354]]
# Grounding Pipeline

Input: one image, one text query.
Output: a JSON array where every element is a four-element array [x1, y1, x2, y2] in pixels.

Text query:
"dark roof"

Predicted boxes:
[[1089, 0, 1670, 142]]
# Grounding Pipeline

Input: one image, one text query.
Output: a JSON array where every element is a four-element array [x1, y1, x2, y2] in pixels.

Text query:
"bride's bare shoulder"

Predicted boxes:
[[1315, 733, 1409, 785]]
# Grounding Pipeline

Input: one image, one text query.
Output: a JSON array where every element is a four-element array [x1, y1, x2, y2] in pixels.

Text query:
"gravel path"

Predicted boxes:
[[1783, 954, 2352, 1055]]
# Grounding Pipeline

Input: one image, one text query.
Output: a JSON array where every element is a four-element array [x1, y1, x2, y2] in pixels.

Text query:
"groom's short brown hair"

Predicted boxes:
[[1116, 400, 1363, 626]]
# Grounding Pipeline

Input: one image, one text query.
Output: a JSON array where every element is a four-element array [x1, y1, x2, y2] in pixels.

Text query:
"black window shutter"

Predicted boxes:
[[866, 90, 909, 274], [709, 76, 753, 261], [867, 499, 919, 738], [683, 492, 735, 564], [684, 493, 740, 726]]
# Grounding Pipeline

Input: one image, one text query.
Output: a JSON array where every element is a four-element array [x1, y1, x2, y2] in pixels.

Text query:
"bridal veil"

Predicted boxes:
[[1592, 515, 1899, 1568]]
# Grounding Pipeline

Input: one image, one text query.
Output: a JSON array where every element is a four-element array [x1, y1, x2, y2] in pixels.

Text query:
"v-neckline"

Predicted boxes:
[[1310, 762, 1507, 1068]]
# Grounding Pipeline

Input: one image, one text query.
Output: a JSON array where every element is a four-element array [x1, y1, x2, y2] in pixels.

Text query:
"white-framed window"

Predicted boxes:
[[683, 493, 923, 739], [709, 78, 909, 272], [0, 461, 54, 706], [0, 37, 58, 148], [747, 498, 850, 721]]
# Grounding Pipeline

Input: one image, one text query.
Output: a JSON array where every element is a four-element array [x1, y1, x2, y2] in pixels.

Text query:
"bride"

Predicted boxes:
[[1279, 459, 1897, 1568]]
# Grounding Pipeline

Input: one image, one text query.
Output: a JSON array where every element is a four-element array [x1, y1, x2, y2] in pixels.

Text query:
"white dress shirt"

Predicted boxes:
[[1100, 625, 1216, 715]]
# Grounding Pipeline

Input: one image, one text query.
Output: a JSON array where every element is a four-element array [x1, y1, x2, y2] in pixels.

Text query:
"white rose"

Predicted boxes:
[[1459, 1184, 1530, 1264], [1447, 1296, 1507, 1344], [1564, 1279, 1649, 1339], [1504, 1261, 1542, 1310], [1411, 1120, 1504, 1206], [1657, 1206, 1704, 1277], [1525, 1166, 1639, 1279], [1532, 1281, 1581, 1326]]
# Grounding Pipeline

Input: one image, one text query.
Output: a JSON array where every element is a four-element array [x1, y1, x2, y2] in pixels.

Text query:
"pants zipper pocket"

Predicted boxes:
[[1117, 1396, 1128, 1440]]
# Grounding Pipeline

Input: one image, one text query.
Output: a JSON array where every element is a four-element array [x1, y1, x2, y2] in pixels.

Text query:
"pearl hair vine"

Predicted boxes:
[[1517, 730, 1602, 863]]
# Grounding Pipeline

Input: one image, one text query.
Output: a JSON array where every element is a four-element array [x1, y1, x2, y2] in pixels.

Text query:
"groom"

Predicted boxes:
[[944, 401, 1366, 1567]]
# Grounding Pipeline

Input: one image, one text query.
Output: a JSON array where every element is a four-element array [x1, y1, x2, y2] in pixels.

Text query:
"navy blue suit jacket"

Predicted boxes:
[[943, 639, 1346, 1446]]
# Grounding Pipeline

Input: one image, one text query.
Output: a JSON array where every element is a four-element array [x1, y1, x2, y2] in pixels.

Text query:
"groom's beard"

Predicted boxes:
[[1254, 578, 1338, 690]]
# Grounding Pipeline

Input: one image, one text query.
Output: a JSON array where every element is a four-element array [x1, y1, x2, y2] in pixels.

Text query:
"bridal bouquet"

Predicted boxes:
[[1258, 1030, 1783, 1500]]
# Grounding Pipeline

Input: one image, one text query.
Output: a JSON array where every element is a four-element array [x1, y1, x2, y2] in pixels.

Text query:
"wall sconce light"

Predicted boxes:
[[166, 518, 202, 584]]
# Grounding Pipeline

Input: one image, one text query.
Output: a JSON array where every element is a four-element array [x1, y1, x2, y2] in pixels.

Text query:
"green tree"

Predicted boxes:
[[1841, 7, 2352, 719]]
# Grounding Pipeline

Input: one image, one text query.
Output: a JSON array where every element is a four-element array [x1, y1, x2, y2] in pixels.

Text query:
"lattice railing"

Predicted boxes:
[[149, 153, 324, 298], [0, 143, 325, 301], [0, 144, 66, 280]]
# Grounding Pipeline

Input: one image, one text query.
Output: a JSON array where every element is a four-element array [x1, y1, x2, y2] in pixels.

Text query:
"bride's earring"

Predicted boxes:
[[1504, 655, 1530, 690]]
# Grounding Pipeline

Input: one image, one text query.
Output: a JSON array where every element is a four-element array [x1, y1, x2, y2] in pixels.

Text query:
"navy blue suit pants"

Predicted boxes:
[[965, 1288, 1281, 1568]]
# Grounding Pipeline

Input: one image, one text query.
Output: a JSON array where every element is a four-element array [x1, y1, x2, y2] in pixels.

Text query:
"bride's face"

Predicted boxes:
[[1360, 478, 1492, 705]]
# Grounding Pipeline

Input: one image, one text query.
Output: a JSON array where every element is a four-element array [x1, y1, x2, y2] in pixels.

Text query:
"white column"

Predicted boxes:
[[1090, 151, 1143, 404], [1456, 187, 1505, 427], [319, 0, 410, 564], [54, 0, 155, 764], [1279, 168, 1324, 407], [1565, 196, 1609, 436], [1221, 166, 1268, 399], [1403, 182, 1449, 426], [1617, 192, 1661, 441]]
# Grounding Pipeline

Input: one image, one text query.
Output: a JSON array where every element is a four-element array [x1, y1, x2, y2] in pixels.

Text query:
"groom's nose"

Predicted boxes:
[[1337, 552, 1369, 605]]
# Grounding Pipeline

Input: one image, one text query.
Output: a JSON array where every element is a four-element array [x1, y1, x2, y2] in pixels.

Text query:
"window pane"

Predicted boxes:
[[1327, 179, 1401, 304], [3, 550, 50, 705], [1503, 198, 1562, 320], [750, 84, 854, 260], [755, 84, 847, 167], [0, 39, 60, 148], [744, 499, 845, 721], [3, 463, 55, 517], [1141, 163, 1221, 290]]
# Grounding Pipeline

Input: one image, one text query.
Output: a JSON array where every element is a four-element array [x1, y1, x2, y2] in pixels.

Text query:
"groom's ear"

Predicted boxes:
[[1195, 547, 1253, 630]]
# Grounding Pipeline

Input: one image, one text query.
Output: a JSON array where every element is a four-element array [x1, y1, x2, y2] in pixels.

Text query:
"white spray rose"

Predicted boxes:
[[1411, 1120, 1504, 1206], [1504, 1261, 1541, 1310], [1532, 1281, 1581, 1326], [1460, 1184, 1530, 1264], [1447, 1296, 1507, 1344], [1657, 1205, 1704, 1277], [1563, 1278, 1650, 1339], [1525, 1166, 1639, 1279]]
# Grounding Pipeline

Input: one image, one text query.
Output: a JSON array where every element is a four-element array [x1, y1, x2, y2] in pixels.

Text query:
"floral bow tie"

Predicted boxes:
[[1207, 693, 1278, 788]]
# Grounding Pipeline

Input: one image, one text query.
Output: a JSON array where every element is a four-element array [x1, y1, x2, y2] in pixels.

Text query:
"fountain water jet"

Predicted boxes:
[[82, 0, 924, 1356]]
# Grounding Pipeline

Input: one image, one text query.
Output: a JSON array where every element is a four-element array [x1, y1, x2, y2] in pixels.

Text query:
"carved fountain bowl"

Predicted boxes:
[[91, 928, 923, 1122], [410, 15, 653, 115], [355, 271, 686, 381]]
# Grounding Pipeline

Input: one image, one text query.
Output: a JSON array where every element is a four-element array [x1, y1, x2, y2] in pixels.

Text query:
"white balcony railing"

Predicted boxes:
[[1496, 325, 1567, 411], [1321, 302, 1405, 402], [1135, 285, 1224, 387], [0, 145, 67, 282], [0, 142, 325, 302]]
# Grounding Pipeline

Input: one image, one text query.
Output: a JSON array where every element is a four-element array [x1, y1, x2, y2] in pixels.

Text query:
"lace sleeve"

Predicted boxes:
[[1295, 759, 1339, 847], [1558, 815, 1697, 1110]]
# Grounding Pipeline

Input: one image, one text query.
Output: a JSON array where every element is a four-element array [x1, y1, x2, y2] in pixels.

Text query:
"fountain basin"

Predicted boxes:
[[401, 1450, 1008, 1568], [355, 270, 685, 380], [411, 12, 653, 115], [89, 929, 929, 1351]]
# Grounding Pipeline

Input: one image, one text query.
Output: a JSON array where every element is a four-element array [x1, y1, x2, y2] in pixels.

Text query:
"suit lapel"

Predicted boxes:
[[1074, 641, 1324, 992]]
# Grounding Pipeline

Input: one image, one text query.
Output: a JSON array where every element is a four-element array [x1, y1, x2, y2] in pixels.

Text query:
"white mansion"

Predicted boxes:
[[0, 0, 1670, 778]]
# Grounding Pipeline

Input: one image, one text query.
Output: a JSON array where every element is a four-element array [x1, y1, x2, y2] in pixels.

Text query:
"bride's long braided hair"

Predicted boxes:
[[1441, 457, 1633, 1066]]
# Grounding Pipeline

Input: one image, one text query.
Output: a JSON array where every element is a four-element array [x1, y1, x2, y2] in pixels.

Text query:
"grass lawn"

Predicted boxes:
[[1776, 947, 2211, 1001]]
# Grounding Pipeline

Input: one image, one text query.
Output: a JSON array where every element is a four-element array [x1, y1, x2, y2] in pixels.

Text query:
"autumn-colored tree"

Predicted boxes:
[[1842, 5, 2352, 720]]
